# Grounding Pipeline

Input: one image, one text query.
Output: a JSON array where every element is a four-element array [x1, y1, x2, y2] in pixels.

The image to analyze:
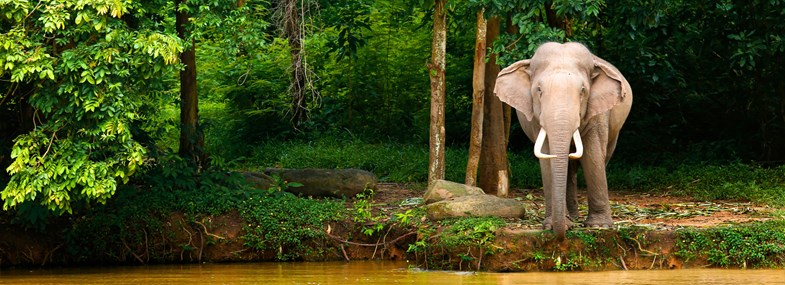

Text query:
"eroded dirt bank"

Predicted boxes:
[[1, 183, 782, 271]]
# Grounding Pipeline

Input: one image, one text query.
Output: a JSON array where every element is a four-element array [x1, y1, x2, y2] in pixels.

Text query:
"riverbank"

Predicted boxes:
[[2, 182, 784, 271]]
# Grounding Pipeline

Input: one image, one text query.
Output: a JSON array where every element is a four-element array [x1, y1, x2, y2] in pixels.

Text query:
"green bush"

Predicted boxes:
[[239, 192, 343, 261], [675, 220, 785, 268]]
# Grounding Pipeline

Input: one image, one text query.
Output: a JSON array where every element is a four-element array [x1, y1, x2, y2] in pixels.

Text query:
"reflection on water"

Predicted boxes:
[[1, 261, 782, 285]]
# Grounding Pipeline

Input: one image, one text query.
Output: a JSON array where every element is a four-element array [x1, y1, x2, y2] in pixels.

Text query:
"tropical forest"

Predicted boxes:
[[2, 0, 785, 276]]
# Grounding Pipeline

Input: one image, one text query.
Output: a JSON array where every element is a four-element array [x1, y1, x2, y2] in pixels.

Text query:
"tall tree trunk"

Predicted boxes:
[[176, 0, 208, 169], [544, 1, 572, 37], [477, 17, 508, 196], [427, 0, 447, 185], [283, 0, 307, 125], [465, 9, 487, 186]]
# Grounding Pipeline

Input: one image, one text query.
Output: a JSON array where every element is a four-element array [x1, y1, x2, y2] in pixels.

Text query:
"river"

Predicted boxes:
[[0, 261, 782, 284]]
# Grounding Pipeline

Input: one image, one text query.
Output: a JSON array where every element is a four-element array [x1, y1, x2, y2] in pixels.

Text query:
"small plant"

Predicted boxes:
[[266, 174, 304, 194], [395, 209, 415, 226], [352, 188, 385, 236], [439, 217, 505, 250], [552, 255, 583, 271]]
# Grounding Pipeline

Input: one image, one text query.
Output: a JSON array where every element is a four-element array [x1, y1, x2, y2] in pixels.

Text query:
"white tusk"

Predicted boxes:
[[534, 128, 557, 159], [569, 130, 583, 159]]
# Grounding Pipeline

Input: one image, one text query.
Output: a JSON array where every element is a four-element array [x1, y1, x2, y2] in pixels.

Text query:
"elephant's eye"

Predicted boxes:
[[536, 86, 542, 96], [580, 86, 587, 96]]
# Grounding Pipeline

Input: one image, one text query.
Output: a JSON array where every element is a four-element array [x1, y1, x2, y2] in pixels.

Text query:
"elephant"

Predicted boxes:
[[494, 42, 632, 240]]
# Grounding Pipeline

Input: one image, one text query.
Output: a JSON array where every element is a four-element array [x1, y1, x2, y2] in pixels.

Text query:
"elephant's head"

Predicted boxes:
[[494, 42, 630, 240]]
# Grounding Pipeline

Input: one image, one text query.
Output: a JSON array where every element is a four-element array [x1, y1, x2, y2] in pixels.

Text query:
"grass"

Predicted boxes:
[[213, 135, 785, 207], [609, 162, 785, 206], [236, 136, 542, 186]]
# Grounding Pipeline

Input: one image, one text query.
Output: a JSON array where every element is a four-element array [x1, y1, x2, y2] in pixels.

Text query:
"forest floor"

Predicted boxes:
[[1, 182, 783, 271], [372, 182, 775, 230], [362, 183, 783, 271]]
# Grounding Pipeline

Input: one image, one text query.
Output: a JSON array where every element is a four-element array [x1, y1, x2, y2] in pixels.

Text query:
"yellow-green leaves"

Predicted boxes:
[[133, 33, 183, 65], [1, 0, 182, 215]]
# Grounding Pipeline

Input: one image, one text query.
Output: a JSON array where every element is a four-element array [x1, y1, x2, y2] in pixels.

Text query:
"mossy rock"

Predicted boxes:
[[243, 168, 377, 198], [426, 195, 525, 220], [423, 179, 485, 204]]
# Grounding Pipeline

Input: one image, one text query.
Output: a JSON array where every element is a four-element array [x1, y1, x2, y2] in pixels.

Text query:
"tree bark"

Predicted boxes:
[[544, 1, 572, 37], [427, 0, 447, 186], [176, 0, 208, 169], [465, 9, 487, 186], [477, 17, 508, 197]]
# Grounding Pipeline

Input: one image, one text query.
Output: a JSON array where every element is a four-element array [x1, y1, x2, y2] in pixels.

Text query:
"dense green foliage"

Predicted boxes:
[[202, 0, 785, 164], [66, 165, 343, 262], [239, 192, 343, 261], [3, 0, 785, 218], [0, 0, 182, 214], [0, 0, 265, 214], [676, 220, 785, 268]]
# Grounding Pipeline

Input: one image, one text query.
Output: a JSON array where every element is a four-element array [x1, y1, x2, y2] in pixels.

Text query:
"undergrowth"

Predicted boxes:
[[609, 163, 785, 206], [242, 136, 785, 206], [409, 216, 506, 270], [64, 155, 344, 263], [239, 192, 343, 261], [675, 220, 785, 268]]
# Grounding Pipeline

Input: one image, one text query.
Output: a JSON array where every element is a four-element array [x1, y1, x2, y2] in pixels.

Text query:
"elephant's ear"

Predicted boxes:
[[495, 59, 533, 121], [588, 56, 631, 120]]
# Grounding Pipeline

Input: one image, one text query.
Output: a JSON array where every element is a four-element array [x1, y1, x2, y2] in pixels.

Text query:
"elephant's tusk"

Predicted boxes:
[[534, 128, 557, 159], [569, 130, 583, 160]]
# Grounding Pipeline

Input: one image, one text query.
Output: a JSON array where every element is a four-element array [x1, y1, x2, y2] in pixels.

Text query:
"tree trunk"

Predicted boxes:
[[283, 0, 307, 125], [544, 1, 572, 37], [465, 9, 487, 186], [176, 0, 208, 169], [427, 0, 447, 186], [477, 17, 508, 197]]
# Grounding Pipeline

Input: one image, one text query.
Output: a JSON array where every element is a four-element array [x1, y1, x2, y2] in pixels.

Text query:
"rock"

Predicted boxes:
[[426, 195, 525, 220], [423, 180, 485, 204], [241, 171, 274, 189], [262, 168, 377, 198]]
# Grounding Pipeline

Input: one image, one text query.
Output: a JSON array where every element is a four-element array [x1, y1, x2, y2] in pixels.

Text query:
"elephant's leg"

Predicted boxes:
[[580, 129, 613, 228], [540, 157, 554, 230], [567, 160, 579, 222]]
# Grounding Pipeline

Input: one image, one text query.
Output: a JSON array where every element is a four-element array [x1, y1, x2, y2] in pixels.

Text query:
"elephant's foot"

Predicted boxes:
[[584, 215, 613, 228], [568, 211, 580, 223], [542, 216, 575, 230]]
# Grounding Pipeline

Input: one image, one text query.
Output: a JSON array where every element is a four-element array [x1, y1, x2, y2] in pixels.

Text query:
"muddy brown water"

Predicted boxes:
[[0, 261, 782, 284]]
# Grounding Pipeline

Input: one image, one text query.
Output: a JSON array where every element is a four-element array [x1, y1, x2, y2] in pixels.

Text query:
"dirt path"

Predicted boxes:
[[372, 183, 773, 230]]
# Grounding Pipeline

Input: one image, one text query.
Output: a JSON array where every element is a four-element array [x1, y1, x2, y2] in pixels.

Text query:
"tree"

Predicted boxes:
[[428, 0, 448, 185], [176, 0, 208, 169], [477, 16, 508, 196], [465, 9, 487, 186], [0, 1, 182, 214]]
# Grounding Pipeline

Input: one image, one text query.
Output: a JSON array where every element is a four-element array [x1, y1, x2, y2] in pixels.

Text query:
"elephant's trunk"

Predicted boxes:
[[536, 126, 582, 241], [550, 155, 569, 241]]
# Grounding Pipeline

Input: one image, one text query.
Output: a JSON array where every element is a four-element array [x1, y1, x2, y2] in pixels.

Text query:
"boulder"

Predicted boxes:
[[241, 171, 274, 189], [257, 168, 377, 198], [423, 180, 485, 204], [426, 195, 526, 220]]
